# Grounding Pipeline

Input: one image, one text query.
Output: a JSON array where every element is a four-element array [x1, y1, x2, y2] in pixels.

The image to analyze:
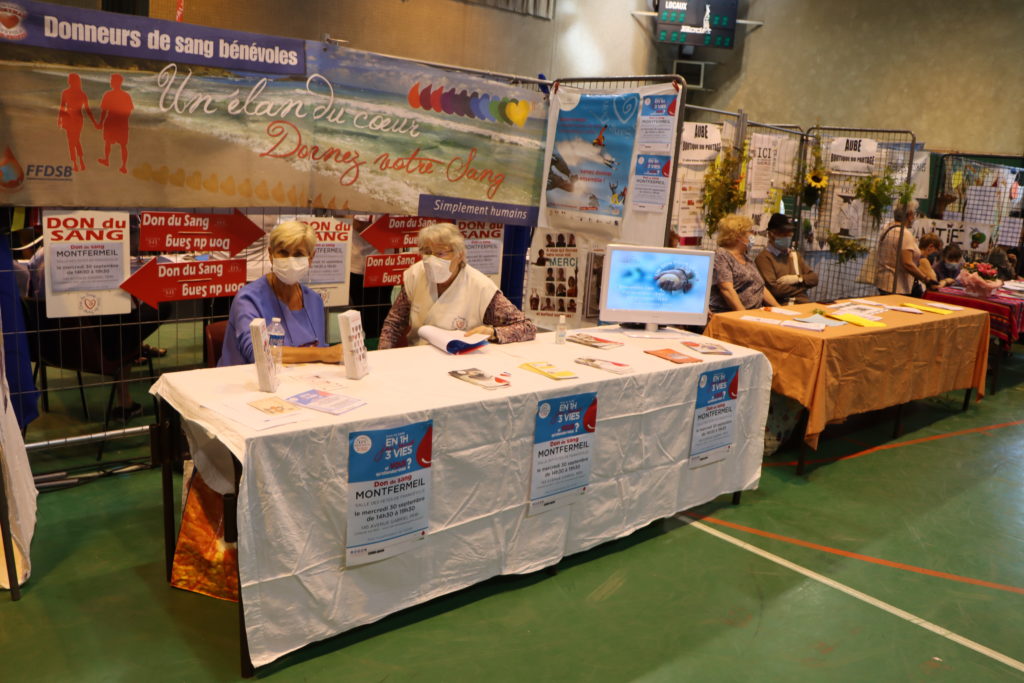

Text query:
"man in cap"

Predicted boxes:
[[755, 213, 819, 304]]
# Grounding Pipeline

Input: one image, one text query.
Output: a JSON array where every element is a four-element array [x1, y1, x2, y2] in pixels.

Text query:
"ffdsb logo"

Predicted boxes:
[[27, 164, 74, 181]]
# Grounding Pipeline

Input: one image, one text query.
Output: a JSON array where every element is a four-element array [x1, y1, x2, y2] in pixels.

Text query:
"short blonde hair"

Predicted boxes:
[[716, 214, 754, 248], [417, 222, 466, 260], [269, 220, 317, 254]]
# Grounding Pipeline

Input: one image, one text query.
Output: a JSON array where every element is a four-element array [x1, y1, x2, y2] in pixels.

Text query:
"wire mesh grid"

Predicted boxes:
[[803, 126, 916, 301], [1, 206, 380, 451], [673, 105, 744, 252], [934, 155, 1024, 261]]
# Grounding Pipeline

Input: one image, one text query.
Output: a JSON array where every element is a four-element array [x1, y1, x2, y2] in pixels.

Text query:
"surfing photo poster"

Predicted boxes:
[[542, 89, 639, 231]]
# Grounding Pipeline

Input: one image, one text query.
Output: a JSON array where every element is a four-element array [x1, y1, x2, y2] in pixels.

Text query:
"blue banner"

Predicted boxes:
[[2, 0, 305, 74]]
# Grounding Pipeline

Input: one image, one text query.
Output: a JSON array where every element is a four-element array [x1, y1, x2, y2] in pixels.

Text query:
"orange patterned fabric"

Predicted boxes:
[[171, 469, 239, 602]]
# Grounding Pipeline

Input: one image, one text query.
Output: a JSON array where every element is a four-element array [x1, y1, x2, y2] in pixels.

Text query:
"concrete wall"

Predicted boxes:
[[54, 0, 1021, 153], [674, 0, 1024, 154], [147, 0, 658, 81]]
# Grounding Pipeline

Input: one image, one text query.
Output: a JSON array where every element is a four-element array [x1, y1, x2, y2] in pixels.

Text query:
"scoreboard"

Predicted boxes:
[[656, 0, 738, 49]]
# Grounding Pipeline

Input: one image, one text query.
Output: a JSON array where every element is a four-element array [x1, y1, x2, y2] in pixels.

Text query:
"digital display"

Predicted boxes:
[[601, 246, 713, 326], [656, 0, 738, 49]]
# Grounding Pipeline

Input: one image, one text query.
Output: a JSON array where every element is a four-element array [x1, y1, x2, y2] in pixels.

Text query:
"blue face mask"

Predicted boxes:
[[774, 236, 792, 250], [747, 236, 756, 252]]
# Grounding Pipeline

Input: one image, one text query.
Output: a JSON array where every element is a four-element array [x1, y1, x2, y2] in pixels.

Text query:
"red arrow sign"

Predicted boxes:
[[138, 209, 263, 256], [360, 215, 436, 252], [121, 257, 247, 308], [363, 253, 420, 287]]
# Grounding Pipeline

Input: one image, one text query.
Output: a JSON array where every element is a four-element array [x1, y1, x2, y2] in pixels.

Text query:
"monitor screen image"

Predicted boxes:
[[599, 244, 714, 330]]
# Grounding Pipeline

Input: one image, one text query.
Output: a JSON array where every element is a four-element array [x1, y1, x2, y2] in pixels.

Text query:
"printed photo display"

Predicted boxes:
[[526, 228, 586, 326]]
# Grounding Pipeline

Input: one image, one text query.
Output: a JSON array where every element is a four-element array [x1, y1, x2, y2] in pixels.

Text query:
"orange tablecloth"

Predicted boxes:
[[704, 295, 989, 448]]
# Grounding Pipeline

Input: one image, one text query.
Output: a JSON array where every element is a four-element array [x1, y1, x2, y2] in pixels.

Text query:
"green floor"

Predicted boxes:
[[3, 340, 1024, 682]]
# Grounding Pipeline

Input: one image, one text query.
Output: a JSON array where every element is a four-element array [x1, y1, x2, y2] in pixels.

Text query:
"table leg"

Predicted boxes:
[[731, 491, 742, 505], [229, 451, 254, 678], [962, 388, 972, 412], [154, 400, 182, 582], [892, 403, 904, 439], [0, 457, 22, 601]]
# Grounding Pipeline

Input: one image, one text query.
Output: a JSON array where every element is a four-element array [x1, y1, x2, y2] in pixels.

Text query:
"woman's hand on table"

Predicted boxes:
[[319, 344, 343, 364], [465, 325, 496, 341], [280, 344, 343, 364]]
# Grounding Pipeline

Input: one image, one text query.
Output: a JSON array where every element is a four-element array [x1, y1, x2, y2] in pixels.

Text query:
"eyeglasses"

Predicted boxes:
[[421, 246, 455, 259]]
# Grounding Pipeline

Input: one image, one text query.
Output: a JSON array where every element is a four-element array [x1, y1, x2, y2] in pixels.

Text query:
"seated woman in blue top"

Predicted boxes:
[[219, 220, 342, 366]]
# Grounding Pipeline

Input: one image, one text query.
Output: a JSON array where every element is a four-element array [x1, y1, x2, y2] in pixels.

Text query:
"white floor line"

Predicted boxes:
[[686, 519, 1024, 674]]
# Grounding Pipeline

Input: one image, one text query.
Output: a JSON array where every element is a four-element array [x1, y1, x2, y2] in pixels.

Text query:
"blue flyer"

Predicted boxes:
[[346, 420, 432, 565], [529, 392, 597, 515], [690, 366, 740, 466], [631, 153, 672, 212]]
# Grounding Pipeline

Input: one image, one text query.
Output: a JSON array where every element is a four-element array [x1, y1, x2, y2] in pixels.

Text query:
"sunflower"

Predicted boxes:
[[805, 172, 828, 189]]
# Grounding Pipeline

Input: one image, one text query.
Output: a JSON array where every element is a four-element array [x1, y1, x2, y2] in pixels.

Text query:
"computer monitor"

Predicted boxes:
[[599, 243, 714, 332]]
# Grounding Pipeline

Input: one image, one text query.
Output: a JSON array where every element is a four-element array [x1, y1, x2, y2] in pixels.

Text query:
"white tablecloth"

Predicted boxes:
[[152, 328, 772, 667]]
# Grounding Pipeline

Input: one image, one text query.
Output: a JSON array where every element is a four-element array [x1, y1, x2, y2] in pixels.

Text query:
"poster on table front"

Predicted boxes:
[[42, 210, 131, 318], [0, 0, 547, 214], [346, 420, 432, 566], [690, 365, 740, 468], [529, 392, 597, 515]]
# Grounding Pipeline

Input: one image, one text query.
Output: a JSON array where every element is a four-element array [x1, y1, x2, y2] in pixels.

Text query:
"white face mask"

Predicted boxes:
[[272, 256, 310, 285], [423, 255, 453, 283]]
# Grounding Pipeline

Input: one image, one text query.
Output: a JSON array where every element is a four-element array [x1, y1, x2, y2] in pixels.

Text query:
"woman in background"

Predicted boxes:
[[709, 214, 780, 312]]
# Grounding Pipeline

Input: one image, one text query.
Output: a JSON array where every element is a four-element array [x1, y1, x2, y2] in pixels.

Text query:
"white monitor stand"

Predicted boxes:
[[620, 322, 686, 339]]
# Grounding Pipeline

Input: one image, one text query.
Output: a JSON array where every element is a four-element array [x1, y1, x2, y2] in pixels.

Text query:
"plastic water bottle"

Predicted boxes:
[[555, 315, 567, 344], [268, 317, 285, 370]]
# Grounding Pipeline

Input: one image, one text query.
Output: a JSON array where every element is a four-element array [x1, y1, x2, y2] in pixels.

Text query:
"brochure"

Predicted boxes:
[[519, 361, 578, 380], [449, 368, 511, 389], [739, 315, 782, 325], [575, 357, 633, 374], [825, 313, 886, 328], [248, 396, 303, 416], [781, 320, 826, 332], [681, 340, 733, 355], [794, 313, 845, 327], [903, 302, 953, 315], [419, 324, 489, 354], [566, 333, 624, 349], [645, 348, 702, 364], [286, 389, 366, 416]]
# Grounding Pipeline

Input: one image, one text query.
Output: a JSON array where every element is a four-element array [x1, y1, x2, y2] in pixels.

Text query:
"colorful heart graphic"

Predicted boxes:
[[505, 99, 531, 127], [0, 11, 20, 30], [418, 84, 432, 111]]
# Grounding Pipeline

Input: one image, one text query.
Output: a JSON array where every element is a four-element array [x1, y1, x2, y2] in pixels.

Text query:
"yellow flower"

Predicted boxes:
[[805, 172, 828, 189]]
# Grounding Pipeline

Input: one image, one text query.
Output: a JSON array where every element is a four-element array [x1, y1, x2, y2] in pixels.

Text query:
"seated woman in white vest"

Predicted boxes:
[[377, 223, 536, 348]]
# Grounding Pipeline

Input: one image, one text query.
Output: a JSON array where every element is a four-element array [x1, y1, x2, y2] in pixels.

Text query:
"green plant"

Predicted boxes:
[[825, 232, 869, 264], [853, 169, 897, 227], [701, 147, 746, 236]]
